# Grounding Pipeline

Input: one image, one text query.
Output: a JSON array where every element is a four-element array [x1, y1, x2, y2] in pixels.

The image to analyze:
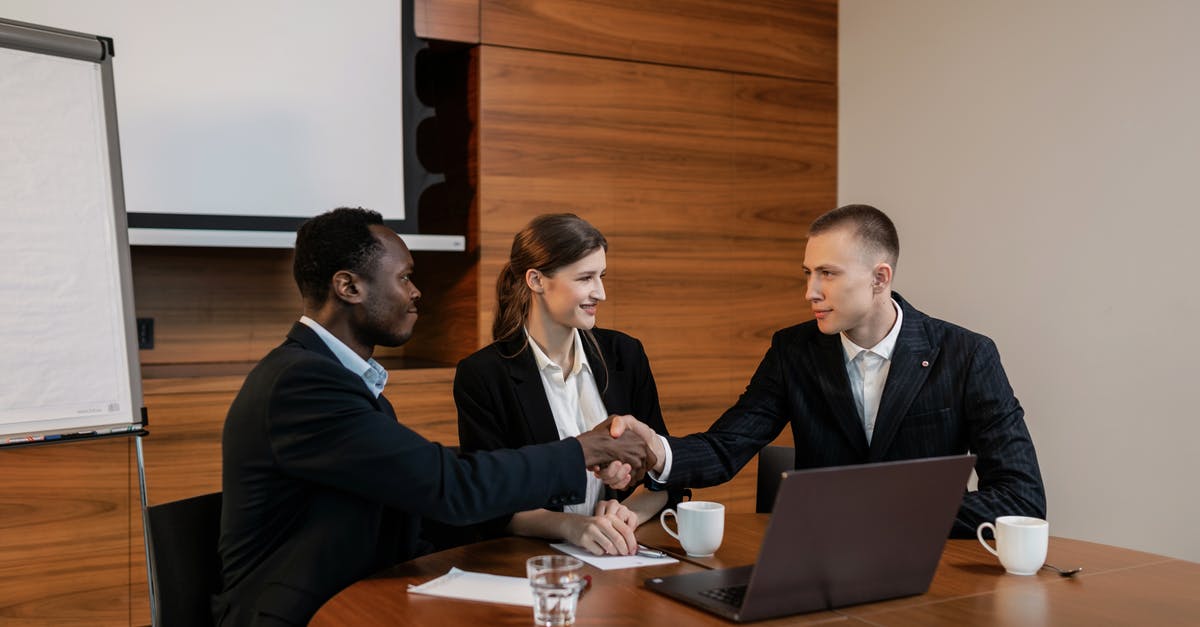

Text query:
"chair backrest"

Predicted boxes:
[[755, 446, 795, 513], [146, 492, 223, 627]]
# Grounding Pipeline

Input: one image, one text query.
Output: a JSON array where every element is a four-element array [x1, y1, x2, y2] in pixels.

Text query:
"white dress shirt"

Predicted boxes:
[[839, 299, 903, 444], [526, 328, 607, 515], [299, 316, 389, 398]]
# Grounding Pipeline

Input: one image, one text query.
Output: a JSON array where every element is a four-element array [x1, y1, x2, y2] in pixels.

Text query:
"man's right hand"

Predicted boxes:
[[607, 414, 666, 475], [576, 416, 657, 485]]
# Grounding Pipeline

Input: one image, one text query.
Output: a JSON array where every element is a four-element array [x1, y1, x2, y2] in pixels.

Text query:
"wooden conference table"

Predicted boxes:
[[311, 514, 1200, 626]]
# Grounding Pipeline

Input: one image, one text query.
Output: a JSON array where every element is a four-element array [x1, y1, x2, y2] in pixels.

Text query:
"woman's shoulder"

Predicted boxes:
[[590, 327, 646, 356]]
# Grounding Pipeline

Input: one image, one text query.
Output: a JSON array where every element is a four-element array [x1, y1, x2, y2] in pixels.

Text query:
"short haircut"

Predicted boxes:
[[809, 204, 899, 267], [293, 207, 385, 304]]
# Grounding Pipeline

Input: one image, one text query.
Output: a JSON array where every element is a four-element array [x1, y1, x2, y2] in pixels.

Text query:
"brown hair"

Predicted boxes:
[[809, 204, 900, 267], [493, 213, 609, 344]]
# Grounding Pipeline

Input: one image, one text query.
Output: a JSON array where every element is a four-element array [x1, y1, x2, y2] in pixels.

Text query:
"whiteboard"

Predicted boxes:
[[0, 20, 143, 442], [0, 0, 406, 224]]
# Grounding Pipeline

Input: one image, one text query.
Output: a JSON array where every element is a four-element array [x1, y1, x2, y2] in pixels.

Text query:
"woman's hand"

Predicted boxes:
[[595, 498, 639, 530], [563, 500, 639, 556]]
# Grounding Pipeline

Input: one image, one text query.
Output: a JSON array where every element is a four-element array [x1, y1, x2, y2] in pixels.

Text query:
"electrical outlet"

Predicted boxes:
[[136, 317, 154, 349]]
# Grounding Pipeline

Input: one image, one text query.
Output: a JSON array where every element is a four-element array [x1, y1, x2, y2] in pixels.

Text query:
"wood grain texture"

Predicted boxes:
[[477, 44, 834, 515], [130, 247, 476, 371], [415, 0, 480, 43], [127, 367, 461, 623], [482, 0, 837, 81], [313, 518, 844, 626], [0, 439, 131, 626], [14, 3, 837, 623], [315, 516, 1197, 626], [847, 555, 1200, 627]]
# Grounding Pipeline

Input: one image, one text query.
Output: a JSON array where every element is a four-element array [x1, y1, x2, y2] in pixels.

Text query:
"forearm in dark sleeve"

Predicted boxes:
[[953, 339, 1046, 537], [666, 341, 791, 489], [269, 365, 587, 525]]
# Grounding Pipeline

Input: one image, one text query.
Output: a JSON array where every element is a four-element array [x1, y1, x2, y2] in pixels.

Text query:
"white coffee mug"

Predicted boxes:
[[977, 516, 1049, 575], [660, 501, 725, 557]]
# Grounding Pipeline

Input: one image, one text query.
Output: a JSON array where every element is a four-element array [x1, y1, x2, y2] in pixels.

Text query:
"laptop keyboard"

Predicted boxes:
[[700, 584, 747, 607]]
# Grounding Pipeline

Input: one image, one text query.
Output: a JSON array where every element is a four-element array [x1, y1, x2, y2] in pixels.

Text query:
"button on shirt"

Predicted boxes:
[[526, 329, 607, 516], [299, 316, 388, 398], [839, 299, 903, 444]]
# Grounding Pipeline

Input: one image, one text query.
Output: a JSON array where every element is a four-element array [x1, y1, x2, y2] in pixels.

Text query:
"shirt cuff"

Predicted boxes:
[[646, 434, 673, 488]]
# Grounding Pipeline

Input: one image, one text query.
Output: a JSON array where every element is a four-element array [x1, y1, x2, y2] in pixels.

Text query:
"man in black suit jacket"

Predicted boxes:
[[620, 204, 1045, 537], [213, 208, 655, 626]]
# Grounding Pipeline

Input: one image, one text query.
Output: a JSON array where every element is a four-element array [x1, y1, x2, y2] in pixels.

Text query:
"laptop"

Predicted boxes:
[[644, 454, 976, 623]]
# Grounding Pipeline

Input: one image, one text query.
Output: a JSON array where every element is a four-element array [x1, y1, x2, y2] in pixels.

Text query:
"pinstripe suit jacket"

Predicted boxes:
[[662, 293, 1045, 537]]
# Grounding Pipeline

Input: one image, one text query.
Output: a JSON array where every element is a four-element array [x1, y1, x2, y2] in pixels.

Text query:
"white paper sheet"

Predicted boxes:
[[551, 543, 679, 570], [0, 46, 137, 436], [407, 567, 534, 607]]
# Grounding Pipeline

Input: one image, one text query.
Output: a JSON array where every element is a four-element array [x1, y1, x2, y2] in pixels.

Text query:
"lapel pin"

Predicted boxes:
[[921, 360, 930, 368]]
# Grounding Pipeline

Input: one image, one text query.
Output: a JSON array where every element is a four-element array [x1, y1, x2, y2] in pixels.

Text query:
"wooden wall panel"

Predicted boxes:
[[416, 0, 480, 43], [482, 0, 837, 82], [10, 3, 835, 624], [0, 439, 131, 626], [477, 42, 835, 514], [131, 247, 476, 373]]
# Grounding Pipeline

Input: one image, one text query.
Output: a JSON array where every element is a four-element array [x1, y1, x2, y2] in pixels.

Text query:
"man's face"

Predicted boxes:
[[802, 227, 883, 338], [355, 225, 421, 347]]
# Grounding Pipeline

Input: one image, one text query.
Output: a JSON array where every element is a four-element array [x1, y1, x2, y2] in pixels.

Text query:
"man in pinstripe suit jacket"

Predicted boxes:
[[627, 204, 1045, 537]]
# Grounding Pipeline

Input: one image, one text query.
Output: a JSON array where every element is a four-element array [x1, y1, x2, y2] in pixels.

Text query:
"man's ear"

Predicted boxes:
[[331, 270, 365, 304], [525, 269, 544, 294], [872, 263, 893, 293]]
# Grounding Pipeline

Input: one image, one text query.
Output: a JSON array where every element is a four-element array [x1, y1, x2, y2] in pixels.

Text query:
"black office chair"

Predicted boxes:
[[755, 446, 795, 513], [146, 492, 223, 627]]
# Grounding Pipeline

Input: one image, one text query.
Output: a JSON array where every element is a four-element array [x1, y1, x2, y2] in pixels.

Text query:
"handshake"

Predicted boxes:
[[575, 415, 667, 490]]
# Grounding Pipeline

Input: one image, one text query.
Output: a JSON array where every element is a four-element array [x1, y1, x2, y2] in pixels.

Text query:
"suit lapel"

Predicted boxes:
[[811, 332, 870, 456], [500, 335, 561, 444], [868, 298, 938, 460], [286, 321, 391, 414]]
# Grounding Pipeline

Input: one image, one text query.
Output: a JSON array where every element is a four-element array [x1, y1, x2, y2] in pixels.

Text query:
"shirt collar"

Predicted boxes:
[[299, 316, 388, 397], [840, 298, 903, 363], [525, 327, 589, 378]]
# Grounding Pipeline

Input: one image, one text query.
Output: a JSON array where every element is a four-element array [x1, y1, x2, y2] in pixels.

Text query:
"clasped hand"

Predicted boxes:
[[567, 499, 640, 556], [576, 415, 659, 489], [583, 414, 665, 489]]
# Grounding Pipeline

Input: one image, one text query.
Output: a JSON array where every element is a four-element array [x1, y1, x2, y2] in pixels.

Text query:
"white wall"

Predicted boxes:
[[841, 0, 1200, 561], [2, 1, 405, 220]]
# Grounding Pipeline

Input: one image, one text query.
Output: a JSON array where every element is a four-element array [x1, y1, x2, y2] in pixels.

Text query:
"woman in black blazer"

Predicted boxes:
[[455, 213, 671, 556]]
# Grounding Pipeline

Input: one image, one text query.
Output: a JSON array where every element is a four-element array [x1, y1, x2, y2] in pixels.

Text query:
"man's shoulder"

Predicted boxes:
[[770, 320, 824, 344], [241, 338, 347, 391], [919, 314, 989, 341], [899, 297, 997, 354]]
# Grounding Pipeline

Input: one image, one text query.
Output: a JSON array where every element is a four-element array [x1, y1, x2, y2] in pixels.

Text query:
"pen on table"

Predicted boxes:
[[636, 545, 668, 559]]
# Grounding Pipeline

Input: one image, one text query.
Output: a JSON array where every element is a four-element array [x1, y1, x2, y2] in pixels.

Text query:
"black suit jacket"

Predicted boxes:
[[214, 323, 587, 626], [454, 328, 678, 532], [664, 293, 1046, 537]]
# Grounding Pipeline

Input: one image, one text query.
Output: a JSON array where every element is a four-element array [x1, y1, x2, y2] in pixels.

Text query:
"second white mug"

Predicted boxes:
[[660, 501, 725, 557], [976, 515, 1048, 575]]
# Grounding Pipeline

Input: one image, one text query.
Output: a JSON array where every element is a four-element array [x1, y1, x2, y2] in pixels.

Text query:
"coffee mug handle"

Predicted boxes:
[[976, 522, 999, 557], [660, 508, 680, 541]]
